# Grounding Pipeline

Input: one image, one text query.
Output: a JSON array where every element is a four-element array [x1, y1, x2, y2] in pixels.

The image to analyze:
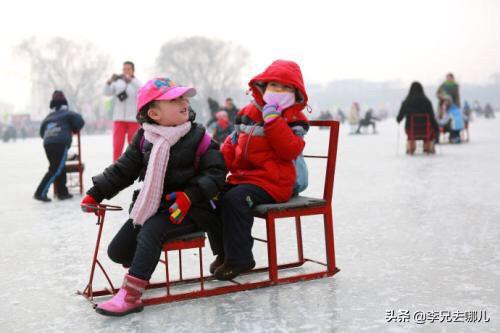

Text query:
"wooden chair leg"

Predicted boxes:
[[295, 216, 304, 263], [266, 216, 278, 282], [323, 209, 336, 273]]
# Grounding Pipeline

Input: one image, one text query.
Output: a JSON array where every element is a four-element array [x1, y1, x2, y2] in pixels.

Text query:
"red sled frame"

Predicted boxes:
[[54, 131, 85, 196], [78, 120, 340, 307]]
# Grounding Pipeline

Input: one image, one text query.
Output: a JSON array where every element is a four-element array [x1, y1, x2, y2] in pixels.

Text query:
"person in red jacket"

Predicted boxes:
[[212, 60, 309, 280]]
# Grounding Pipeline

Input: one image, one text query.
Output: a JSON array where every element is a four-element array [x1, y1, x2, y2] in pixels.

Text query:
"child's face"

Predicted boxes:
[[265, 81, 296, 94], [147, 96, 190, 126]]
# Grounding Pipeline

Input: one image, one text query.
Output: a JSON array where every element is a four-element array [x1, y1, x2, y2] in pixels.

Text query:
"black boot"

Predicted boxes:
[[58, 193, 73, 200], [214, 260, 255, 281], [209, 255, 225, 275], [33, 194, 51, 202]]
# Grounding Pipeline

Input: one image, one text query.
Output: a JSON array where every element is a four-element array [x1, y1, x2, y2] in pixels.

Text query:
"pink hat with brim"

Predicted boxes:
[[137, 78, 197, 112]]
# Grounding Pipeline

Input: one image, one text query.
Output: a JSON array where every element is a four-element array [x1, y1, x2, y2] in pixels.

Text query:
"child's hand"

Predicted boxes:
[[81, 195, 104, 216], [262, 104, 282, 123], [165, 192, 191, 224]]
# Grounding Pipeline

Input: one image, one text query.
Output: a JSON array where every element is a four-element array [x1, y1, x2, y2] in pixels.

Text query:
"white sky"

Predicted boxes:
[[1, 0, 500, 112]]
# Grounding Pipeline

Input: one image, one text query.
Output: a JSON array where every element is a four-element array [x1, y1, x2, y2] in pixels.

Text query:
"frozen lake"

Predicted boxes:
[[0, 118, 499, 332]]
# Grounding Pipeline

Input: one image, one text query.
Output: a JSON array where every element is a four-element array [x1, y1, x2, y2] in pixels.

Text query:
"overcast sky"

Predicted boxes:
[[1, 0, 499, 112]]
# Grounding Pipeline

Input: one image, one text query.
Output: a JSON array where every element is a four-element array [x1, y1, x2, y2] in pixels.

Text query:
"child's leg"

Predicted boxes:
[[107, 219, 141, 267], [112, 121, 127, 162], [34, 144, 68, 199], [205, 216, 224, 257], [96, 213, 199, 316], [220, 184, 275, 265], [126, 122, 141, 144], [128, 212, 197, 281]]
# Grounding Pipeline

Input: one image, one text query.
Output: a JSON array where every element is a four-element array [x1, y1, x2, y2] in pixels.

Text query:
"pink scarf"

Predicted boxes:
[[130, 122, 192, 225]]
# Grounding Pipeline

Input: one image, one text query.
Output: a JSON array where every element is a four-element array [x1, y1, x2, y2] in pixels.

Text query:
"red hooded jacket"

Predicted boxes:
[[221, 60, 309, 202]]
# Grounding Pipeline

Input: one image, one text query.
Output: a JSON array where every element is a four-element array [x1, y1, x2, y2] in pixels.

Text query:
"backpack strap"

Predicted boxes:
[[139, 135, 146, 153], [194, 132, 212, 170]]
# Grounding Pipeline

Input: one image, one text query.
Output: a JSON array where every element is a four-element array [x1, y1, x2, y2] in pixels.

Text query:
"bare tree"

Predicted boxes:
[[17, 37, 111, 119], [155, 36, 250, 121]]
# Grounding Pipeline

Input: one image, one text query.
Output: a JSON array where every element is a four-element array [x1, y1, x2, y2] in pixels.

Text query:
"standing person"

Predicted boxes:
[[81, 78, 226, 316], [223, 97, 239, 124], [213, 60, 309, 280], [205, 97, 220, 128], [104, 61, 142, 161], [397, 82, 439, 154], [34, 91, 85, 201], [436, 73, 460, 108], [347, 102, 361, 134]]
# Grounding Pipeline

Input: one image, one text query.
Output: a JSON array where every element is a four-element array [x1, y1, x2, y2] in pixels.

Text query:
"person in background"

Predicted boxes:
[[223, 97, 239, 124], [355, 108, 379, 134], [210, 110, 234, 143], [347, 102, 361, 134], [437, 73, 460, 108], [104, 61, 142, 161], [439, 96, 464, 144], [34, 91, 84, 201], [484, 103, 495, 118], [397, 82, 439, 154], [205, 97, 221, 129]]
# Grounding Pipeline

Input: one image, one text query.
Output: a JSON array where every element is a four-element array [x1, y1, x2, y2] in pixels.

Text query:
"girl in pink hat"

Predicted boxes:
[[81, 78, 226, 316]]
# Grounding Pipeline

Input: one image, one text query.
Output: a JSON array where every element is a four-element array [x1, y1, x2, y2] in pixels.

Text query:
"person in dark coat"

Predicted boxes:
[[34, 91, 84, 201], [205, 97, 221, 128], [355, 108, 378, 134], [222, 97, 239, 124], [80, 77, 226, 317], [397, 82, 439, 154]]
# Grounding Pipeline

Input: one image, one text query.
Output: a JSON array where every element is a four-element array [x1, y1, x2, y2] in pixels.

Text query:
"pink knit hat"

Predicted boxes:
[[137, 78, 196, 112]]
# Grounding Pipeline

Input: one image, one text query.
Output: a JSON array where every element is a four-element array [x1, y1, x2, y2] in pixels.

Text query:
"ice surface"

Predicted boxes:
[[0, 118, 499, 332]]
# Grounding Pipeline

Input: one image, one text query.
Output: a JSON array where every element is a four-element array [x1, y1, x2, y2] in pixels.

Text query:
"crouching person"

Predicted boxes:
[[81, 78, 226, 316]]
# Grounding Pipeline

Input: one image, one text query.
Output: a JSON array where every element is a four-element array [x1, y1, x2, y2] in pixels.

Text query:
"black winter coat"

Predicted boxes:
[[397, 96, 439, 134], [40, 106, 85, 146], [87, 122, 226, 231]]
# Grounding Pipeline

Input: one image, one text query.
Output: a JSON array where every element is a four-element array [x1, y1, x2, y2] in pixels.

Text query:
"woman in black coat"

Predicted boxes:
[[397, 82, 439, 154]]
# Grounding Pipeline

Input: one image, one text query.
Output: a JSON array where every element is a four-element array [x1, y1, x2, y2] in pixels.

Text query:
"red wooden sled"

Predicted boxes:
[[78, 120, 340, 306]]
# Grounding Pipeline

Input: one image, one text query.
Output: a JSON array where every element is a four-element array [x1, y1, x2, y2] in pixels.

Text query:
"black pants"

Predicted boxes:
[[107, 212, 202, 281], [218, 184, 275, 265], [34, 144, 68, 198]]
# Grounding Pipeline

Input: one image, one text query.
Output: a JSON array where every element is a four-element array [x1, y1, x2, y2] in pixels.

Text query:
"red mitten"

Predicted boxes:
[[165, 192, 191, 224], [81, 195, 103, 216]]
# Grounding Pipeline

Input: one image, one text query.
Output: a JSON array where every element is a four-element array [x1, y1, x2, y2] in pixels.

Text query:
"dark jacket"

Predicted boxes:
[[40, 105, 85, 146], [223, 105, 239, 124], [87, 123, 226, 231], [397, 82, 439, 136]]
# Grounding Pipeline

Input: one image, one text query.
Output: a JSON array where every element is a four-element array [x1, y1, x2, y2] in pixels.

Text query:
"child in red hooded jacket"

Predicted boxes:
[[211, 60, 309, 280]]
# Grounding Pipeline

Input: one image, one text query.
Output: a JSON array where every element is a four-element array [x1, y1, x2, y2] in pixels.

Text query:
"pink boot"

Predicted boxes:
[[95, 274, 148, 316]]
